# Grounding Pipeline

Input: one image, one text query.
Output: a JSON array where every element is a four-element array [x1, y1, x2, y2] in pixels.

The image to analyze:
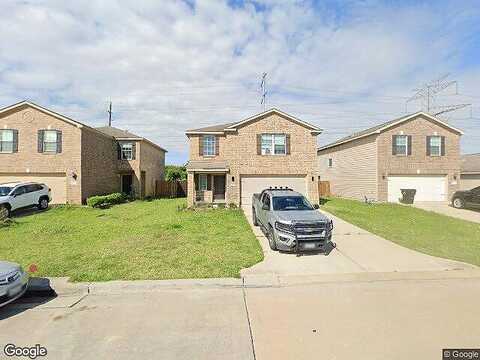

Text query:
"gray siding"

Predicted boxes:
[[460, 174, 480, 190]]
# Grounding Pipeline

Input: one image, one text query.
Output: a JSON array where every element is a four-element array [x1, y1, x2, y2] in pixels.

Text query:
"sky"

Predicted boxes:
[[0, 0, 479, 164]]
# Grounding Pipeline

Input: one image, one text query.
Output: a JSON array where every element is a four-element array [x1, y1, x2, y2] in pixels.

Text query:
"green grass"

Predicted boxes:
[[0, 199, 263, 282], [322, 197, 480, 266]]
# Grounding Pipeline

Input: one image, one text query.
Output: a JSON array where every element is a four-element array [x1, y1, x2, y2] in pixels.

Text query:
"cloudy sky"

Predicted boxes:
[[1, 0, 479, 164]]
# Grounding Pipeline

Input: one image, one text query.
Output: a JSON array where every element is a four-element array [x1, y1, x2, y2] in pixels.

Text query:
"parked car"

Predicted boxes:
[[252, 187, 334, 253], [0, 182, 51, 217], [452, 186, 480, 209], [0, 261, 29, 307]]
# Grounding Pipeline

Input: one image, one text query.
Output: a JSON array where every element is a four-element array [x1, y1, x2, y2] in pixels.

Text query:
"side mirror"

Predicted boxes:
[[262, 204, 269, 211], [313, 204, 319, 209]]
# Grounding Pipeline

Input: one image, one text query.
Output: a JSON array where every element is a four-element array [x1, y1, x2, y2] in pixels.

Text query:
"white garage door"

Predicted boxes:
[[241, 175, 307, 206], [387, 175, 447, 202], [0, 174, 67, 204]]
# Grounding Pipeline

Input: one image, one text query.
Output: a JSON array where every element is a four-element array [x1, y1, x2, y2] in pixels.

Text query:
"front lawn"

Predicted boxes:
[[0, 199, 263, 281], [322, 198, 480, 266]]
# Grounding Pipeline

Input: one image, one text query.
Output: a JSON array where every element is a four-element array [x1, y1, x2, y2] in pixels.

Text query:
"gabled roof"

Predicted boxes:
[[461, 153, 480, 174], [186, 108, 322, 135], [318, 111, 464, 152], [96, 126, 167, 152]]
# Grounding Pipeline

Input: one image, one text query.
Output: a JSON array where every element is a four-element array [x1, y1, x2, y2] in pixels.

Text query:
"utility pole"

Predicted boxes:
[[260, 72, 267, 111], [406, 74, 471, 116], [107, 101, 113, 127]]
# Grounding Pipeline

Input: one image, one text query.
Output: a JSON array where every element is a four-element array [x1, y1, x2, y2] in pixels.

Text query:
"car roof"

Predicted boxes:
[[0, 181, 42, 187], [267, 190, 303, 197]]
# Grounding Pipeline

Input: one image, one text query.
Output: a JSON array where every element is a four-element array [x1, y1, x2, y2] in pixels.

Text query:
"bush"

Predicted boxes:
[[87, 193, 127, 208], [165, 165, 187, 181]]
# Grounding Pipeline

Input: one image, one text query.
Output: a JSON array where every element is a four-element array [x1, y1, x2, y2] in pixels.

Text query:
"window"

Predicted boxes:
[[328, 158, 333, 168], [26, 184, 43, 193], [429, 136, 441, 156], [273, 196, 314, 211], [261, 134, 286, 155], [121, 143, 134, 160], [43, 130, 59, 153], [203, 135, 215, 156], [13, 186, 26, 196], [262, 194, 271, 208], [0, 130, 14, 153], [199, 174, 208, 191], [394, 135, 408, 156]]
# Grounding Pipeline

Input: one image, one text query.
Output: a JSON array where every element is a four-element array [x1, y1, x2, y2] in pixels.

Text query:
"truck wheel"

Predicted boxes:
[[267, 225, 277, 251], [252, 208, 259, 226], [452, 198, 464, 209], [38, 198, 49, 211], [0, 204, 11, 218]]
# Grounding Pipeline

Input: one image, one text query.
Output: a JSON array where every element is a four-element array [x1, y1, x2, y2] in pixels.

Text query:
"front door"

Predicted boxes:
[[122, 174, 133, 195], [213, 175, 226, 200]]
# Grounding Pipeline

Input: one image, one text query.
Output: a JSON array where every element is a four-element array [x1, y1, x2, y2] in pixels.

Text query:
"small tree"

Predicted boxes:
[[165, 165, 187, 181]]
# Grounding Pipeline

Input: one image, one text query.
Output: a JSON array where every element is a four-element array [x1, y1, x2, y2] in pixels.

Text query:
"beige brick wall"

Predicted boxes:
[[0, 105, 83, 203], [139, 141, 166, 197], [377, 115, 461, 201], [188, 113, 319, 205], [318, 135, 378, 200], [80, 128, 120, 202]]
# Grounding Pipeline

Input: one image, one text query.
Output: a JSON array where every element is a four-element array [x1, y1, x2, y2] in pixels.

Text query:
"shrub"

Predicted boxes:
[[87, 193, 127, 208], [165, 165, 187, 181]]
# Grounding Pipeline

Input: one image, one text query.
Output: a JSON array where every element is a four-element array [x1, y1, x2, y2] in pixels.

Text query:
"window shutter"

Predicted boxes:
[[215, 136, 219, 155], [426, 136, 431, 156], [407, 135, 412, 156], [285, 134, 291, 155], [131, 142, 136, 160], [257, 134, 262, 155], [38, 130, 44, 153], [199, 136, 204, 156], [12, 130, 18, 153], [441, 136, 446, 156], [207, 175, 212, 190], [56, 130, 62, 153], [194, 174, 199, 191], [392, 135, 397, 155], [117, 142, 122, 159]]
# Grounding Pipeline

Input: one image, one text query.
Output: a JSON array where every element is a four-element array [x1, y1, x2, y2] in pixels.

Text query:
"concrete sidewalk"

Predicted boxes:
[[414, 201, 480, 223], [241, 206, 475, 278]]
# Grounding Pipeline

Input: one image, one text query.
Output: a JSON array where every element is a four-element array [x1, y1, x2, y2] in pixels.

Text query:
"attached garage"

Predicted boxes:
[[240, 175, 307, 206], [0, 173, 67, 204], [387, 175, 447, 202], [461, 174, 480, 191]]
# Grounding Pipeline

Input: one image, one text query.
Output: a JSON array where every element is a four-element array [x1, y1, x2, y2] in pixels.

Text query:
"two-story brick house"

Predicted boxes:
[[0, 101, 166, 204], [317, 112, 463, 202], [185, 108, 322, 207]]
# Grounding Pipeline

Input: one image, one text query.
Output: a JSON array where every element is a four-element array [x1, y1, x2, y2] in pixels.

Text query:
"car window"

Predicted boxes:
[[0, 187, 12, 196], [263, 195, 270, 208], [26, 184, 42, 193], [473, 186, 480, 194], [272, 196, 314, 211], [13, 186, 26, 196]]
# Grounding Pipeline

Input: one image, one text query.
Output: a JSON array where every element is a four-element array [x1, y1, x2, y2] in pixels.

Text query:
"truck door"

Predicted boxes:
[[259, 193, 271, 225]]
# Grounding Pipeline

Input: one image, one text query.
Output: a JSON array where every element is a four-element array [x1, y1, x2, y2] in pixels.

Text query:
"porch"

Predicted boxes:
[[186, 160, 229, 207]]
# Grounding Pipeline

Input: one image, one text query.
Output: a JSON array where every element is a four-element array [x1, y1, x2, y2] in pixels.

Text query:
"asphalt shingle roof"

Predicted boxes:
[[461, 153, 480, 174], [96, 126, 142, 139]]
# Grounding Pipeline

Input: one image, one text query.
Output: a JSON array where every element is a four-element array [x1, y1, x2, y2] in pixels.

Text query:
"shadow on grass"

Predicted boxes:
[[319, 197, 331, 206]]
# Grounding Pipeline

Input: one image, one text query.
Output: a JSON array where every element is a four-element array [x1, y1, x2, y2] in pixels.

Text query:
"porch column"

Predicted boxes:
[[187, 172, 195, 207]]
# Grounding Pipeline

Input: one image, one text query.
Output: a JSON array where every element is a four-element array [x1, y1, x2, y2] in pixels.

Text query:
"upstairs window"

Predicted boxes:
[[428, 136, 442, 156], [392, 135, 408, 156], [328, 158, 333, 168], [261, 134, 286, 155], [203, 135, 215, 156], [121, 143, 133, 160], [0, 129, 16, 153], [39, 130, 62, 153]]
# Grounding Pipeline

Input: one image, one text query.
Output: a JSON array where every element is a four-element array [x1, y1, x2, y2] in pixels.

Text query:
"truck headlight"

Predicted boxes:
[[327, 220, 334, 231], [275, 221, 294, 234]]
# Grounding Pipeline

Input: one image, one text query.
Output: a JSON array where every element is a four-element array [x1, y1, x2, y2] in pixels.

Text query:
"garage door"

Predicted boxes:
[[460, 174, 480, 191], [387, 175, 447, 202], [0, 173, 67, 204], [241, 175, 307, 206]]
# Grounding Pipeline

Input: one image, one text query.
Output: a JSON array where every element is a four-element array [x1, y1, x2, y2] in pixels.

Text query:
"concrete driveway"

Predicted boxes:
[[241, 206, 474, 277], [414, 201, 480, 223]]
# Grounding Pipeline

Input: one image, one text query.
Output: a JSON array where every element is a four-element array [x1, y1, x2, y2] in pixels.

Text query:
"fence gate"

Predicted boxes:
[[318, 181, 331, 197]]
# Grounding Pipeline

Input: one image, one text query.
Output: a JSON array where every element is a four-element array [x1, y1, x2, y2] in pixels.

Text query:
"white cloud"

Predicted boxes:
[[0, 0, 479, 163]]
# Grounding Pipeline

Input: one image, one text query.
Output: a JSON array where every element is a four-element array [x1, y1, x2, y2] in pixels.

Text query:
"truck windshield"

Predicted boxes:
[[0, 187, 12, 196], [272, 196, 314, 211]]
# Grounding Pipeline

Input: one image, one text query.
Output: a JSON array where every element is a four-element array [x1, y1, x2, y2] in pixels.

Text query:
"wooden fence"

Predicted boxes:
[[155, 180, 188, 198], [318, 181, 331, 197]]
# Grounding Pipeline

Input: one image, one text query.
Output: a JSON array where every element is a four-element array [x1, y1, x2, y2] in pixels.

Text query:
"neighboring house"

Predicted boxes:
[[96, 127, 167, 199], [0, 101, 166, 204], [318, 112, 463, 203], [185, 108, 322, 207], [460, 153, 480, 190]]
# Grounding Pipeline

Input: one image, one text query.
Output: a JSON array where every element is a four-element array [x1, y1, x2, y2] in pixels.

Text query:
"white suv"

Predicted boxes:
[[0, 182, 52, 217]]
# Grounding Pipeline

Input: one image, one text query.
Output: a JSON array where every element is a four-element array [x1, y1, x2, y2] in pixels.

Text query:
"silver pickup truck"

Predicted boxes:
[[252, 187, 334, 253]]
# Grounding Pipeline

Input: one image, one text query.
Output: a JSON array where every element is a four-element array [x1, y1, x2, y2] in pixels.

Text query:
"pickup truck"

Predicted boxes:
[[252, 187, 334, 253]]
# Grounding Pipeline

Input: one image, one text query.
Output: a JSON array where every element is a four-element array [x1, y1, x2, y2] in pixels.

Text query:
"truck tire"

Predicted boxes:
[[267, 225, 277, 251], [252, 208, 259, 226], [452, 197, 464, 209], [38, 197, 49, 211], [0, 204, 11, 218]]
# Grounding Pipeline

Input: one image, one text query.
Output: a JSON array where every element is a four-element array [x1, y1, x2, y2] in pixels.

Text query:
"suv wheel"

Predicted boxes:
[[252, 208, 259, 226], [267, 225, 277, 251], [38, 198, 49, 211], [452, 197, 464, 209], [0, 205, 10, 218]]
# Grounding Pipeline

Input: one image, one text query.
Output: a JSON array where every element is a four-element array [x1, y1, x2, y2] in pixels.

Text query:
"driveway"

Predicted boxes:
[[414, 201, 480, 223], [241, 206, 474, 277]]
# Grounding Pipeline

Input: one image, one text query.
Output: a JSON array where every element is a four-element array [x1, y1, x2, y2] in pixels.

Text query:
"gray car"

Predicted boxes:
[[0, 261, 29, 307]]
